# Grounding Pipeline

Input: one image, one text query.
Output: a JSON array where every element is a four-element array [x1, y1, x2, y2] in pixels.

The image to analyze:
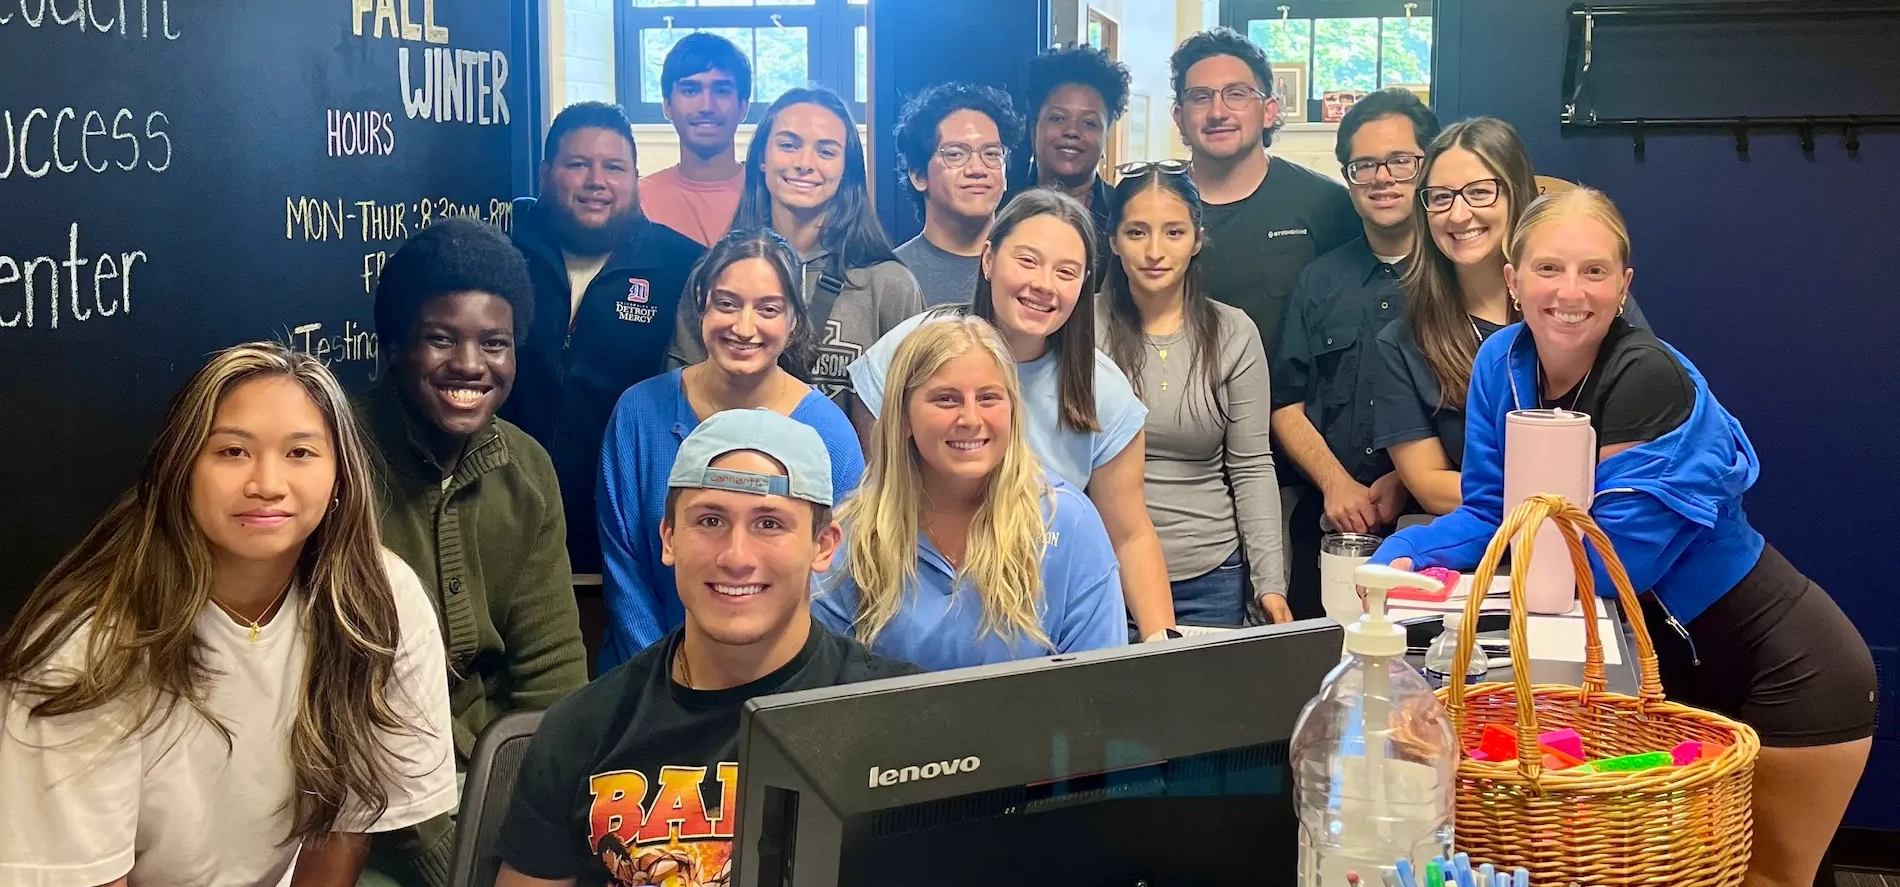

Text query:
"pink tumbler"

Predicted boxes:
[[1503, 409, 1596, 614]]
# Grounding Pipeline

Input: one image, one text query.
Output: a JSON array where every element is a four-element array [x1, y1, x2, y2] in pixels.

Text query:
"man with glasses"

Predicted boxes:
[[1267, 88, 1441, 616], [1170, 28, 1360, 353], [891, 82, 1025, 306]]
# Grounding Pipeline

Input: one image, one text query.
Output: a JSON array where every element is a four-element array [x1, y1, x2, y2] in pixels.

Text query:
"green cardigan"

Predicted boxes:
[[356, 381, 589, 885]]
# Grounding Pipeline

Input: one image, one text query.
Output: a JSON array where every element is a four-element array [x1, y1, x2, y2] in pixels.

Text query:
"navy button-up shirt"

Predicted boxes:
[[1270, 237, 1406, 487]]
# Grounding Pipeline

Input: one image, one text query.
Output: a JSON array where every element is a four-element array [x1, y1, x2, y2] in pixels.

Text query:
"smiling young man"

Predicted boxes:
[[505, 101, 707, 575], [1267, 89, 1440, 616], [891, 82, 1024, 307], [1171, 28, 1359, 351], [641, 34, 752, 247], [493, 409, 917, 887], [356, 218, 589, 887]]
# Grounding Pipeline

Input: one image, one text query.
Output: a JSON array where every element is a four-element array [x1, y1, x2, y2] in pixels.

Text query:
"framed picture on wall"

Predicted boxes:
[[1126, 93, 1151, 162], [1321, 90, 1368, 123], [1272, 62, 1308, 122]]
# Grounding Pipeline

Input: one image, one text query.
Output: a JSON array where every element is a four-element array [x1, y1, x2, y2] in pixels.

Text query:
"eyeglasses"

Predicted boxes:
[[1344, 154, 1425, 185], [1181, 85, 1268, 110], [1420, 178, 1504, 213], [1115, 159, 1191, 179], [936, 143, 1008, 170]]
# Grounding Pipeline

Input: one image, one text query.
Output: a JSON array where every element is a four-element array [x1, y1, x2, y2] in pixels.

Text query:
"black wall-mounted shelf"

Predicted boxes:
[[1560, 1, 1900, 157]]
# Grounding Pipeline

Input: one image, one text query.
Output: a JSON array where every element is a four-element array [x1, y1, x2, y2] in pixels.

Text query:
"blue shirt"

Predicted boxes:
[[847, 310, 1149, 490], [596, 368, 866, 671], [812, 471, 1127, 670]]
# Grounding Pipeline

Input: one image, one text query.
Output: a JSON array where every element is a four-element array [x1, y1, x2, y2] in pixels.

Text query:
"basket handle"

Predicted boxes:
[[1445, 494, 1667, 780]]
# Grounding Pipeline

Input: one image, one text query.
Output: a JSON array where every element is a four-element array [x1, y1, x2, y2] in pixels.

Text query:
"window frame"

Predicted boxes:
[[1221, 0, 1435, 122], [617, 0, 868, 126]]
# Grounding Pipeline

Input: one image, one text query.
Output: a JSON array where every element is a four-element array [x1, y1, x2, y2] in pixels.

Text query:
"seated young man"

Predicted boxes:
[[357, 217, 590, 885], [494, 409, 919, 887]]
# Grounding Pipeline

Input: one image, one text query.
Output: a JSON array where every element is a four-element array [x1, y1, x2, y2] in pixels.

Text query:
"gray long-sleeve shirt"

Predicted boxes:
[[1096, 297, 1287, 597]]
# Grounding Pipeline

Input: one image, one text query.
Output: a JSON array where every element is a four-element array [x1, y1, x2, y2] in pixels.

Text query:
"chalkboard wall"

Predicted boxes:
[[0, 0, 528, 619]]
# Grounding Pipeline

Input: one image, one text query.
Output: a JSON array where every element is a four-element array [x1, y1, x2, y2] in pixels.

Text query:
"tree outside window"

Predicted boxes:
[[1231, 1, 1434, 121], [623, 0, 866, 123]]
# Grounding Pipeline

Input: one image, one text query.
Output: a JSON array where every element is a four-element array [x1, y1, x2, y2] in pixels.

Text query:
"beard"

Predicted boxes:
[[542, 198, 643, 257]]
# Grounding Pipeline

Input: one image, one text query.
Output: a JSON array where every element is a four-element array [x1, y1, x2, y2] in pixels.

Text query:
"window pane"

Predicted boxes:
[[1087, 19, 1103, 49], [754, 0, 817, 4], [1380, 15, 1432, 88], [697, 0, 754, 5], [754, 25, 810, 107], [1248, 18, 1311, 92], [855, 25, 868, 103], [1313, 17, 1378, 94], [848, 0, 867, 5], [641, 27, 692, 103], [634, 0, 693, 7]]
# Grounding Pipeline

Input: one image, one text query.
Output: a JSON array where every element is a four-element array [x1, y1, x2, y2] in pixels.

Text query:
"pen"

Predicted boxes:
[[1453, 852, 1474, 887], [1512, 871, 1526, 887], [1479, 862, 1494, 887], [1396, 858, 1417, 887]]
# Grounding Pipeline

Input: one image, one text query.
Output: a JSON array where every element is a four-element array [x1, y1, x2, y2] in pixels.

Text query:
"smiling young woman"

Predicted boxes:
[[669, 87, 922, 413], [0, 342, 455, 887], [600, 228, 866, 672], [1095, 163, 1290, 628], [849, 189, 1178, 641], [816, 317, 1124, 670]]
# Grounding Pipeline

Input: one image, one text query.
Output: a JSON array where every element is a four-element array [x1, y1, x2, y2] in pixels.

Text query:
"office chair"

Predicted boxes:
[[447, 710, 544, 887]]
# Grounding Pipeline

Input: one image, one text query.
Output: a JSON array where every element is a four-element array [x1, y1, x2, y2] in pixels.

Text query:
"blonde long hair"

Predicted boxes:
[[1508, 187, 1632, 268], [835, 317, 1054, 651], [0, 342, 410, 842]]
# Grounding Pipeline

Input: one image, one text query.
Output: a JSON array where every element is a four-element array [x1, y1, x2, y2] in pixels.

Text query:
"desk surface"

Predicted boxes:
[[1399, 599, 1642, 697]]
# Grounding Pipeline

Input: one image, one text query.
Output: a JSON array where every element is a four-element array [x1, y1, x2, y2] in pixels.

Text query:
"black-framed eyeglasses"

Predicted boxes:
[[1115, 159, 1191, 179], [936, 143, 1008, 170], [1181, 85, 1268, 110], [1420, 178, 1503, 213], [1344, 154, 1425, 185]]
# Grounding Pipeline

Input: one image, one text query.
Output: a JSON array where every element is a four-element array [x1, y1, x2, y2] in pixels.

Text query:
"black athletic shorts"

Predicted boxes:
[[1639, 543, 1876, 748]]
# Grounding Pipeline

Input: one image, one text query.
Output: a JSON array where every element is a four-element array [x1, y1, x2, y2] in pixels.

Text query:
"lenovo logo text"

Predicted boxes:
[[868, 756, 982, 788]]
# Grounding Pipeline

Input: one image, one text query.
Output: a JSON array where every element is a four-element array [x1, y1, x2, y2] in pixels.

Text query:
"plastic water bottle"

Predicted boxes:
[[1422, 610, 1489, 689], [1291, 564, 1458, 887]]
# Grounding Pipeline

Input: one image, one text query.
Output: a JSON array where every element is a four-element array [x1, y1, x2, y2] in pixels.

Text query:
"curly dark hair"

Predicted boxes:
[[1027, 45, 1131, 126], [372, 217, 535, 349], [1170, 28, 1279, 145], [893, 82, 1025, 216]]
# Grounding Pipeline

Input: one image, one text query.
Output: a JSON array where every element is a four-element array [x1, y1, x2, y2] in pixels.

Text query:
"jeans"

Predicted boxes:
[[1170, 549, 1248, 627]]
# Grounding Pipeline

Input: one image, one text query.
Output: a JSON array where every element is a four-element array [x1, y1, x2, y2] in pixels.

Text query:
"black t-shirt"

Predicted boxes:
[[1539, 318, 1694, 446], [1372, 315, 1507, 469], [1199, 158, 1361, 351], [498, 621, 919, 886]]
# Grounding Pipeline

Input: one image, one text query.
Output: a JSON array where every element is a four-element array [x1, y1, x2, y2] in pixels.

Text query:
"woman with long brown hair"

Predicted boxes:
[[1371, 117, 1648, 514], [0, 343, 454, 887]]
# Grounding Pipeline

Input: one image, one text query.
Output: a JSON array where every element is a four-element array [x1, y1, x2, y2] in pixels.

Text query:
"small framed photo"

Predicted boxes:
[[1321, 90, 1368, 123], [1272, 63, 1308, 123]]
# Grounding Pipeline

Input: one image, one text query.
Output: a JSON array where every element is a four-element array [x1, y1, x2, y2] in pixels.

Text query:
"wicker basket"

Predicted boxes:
[[1438, 494, 1760, 885]]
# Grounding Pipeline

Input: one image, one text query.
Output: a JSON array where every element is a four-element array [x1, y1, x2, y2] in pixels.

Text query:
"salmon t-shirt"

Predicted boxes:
[[639, 165, 743, 247]]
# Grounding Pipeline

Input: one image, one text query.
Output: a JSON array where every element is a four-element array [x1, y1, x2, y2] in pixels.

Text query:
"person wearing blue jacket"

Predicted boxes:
[[1373, 188, 1873, 887], [816, 315, 1126, 670], [596, 229, 864, 671]]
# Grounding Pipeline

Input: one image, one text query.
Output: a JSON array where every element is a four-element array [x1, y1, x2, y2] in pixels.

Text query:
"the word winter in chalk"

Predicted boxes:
[[400, 46, 509, 126], [0, 0, 180, 40], [352, 0, 448, 44]]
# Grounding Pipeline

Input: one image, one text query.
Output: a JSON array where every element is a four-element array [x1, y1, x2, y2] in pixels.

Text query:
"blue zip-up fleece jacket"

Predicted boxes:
[[1372, 325, 1764, 627]]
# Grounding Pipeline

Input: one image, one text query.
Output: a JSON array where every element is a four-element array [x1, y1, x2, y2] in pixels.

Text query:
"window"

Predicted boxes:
[[622, 0, 867, 123], [1226, 1, 1434, 122]]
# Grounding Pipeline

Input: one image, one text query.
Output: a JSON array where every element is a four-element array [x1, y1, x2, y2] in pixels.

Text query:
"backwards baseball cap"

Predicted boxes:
[[667, 409, 834, 507]]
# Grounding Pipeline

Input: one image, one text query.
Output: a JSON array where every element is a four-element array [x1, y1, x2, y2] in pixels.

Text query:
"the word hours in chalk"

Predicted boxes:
[[352, 0, 448, 44]]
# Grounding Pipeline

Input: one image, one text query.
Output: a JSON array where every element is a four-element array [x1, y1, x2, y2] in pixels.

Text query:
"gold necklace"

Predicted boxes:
[[210, 580, 293, 643], [673, 644, 696, 690]]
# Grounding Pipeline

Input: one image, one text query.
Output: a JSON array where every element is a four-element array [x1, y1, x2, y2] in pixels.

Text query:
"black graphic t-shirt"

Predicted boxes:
[[1199, 158, 1361, 352], [498, 621, 918, 886]]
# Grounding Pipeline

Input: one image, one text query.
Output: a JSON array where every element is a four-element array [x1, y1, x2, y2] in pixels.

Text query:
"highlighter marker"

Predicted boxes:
[[1479, 862, 1495, 887], [1453, 852, 1475, 887], [1426, 857, 1443, 887], [1513, 869, 1528, 887], [1396, 858, 1418, 887]]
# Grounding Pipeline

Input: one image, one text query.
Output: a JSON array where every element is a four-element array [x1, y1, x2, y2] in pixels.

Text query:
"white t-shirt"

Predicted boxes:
[[0, 549, 456, 887], [563, 250, 610, 326]]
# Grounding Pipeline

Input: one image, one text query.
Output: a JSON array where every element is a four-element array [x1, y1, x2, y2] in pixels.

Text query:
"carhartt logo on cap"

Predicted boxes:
[[701, 468, 787, 497]]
